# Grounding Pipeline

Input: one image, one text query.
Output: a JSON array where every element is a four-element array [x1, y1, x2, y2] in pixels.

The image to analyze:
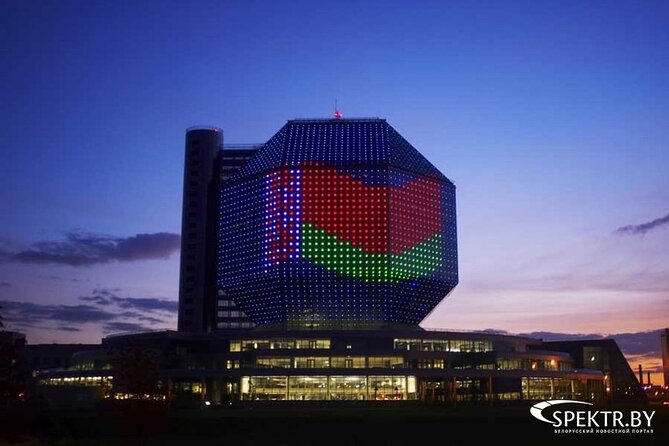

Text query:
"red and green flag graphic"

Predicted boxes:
[[264, 166, 442, 282]]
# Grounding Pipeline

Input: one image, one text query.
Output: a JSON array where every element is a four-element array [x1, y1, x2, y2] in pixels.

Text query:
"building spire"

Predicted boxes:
[[333, 98, 342, 119]]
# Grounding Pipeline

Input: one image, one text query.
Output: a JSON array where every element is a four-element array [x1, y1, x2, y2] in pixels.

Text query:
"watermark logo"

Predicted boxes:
[[530, 400, 655, 434], [530, 400, 593, 424]]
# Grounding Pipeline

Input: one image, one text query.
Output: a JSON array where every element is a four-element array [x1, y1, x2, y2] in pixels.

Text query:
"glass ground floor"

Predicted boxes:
[[241, 376, 416, 401], [415, 376, 604, 403], [34, 373, 605, 405], [208, 375, 604, 403]]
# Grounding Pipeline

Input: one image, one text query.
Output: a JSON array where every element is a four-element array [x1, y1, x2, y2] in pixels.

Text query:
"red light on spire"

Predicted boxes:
[[333, 98, 342, 119]]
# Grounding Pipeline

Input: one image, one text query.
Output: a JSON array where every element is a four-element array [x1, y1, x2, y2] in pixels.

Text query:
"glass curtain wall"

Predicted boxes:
[[241, 376, 417, 401]]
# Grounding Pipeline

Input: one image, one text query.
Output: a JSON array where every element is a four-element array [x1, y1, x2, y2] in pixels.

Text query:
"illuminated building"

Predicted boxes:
[[36, 329, 609, 404], [29, 117, 644, 406], [219, 118, 457, 329]]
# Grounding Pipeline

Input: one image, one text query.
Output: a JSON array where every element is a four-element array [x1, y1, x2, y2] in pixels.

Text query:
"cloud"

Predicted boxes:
[[483, 329, 664, 359], [460, 221, 669, 301], [521, 331, 602, 342], [467, 268, 669, 293], [117, 311, 165, 325], [475, 328, 508, 335], [110, 297, 177, 312], [4, 231, 180, 267], [79, 288, 177, 313], [52, 305, 118, 323], [624, 357, 664, 373], [0, 300, 117, 327], [0, 282, 10, 287], [56, 326, 82, 332], [102, 321, 152, 333], [0, 288, 176, 335], [475, 329, 602, 341], [466, 270, 669, 294], [605, 330, 663, 356], [41, 275, 86, 283], [614, 212, 669, 235]]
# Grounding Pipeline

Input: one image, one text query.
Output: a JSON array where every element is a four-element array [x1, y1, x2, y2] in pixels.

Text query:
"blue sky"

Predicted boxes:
[[1, 0, 668, 378]]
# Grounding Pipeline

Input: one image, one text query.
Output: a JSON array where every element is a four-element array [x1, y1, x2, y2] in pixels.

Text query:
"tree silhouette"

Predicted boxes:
[[0, 334, 27, 401], [105, 343, 169, 439], [111, 343, 161, 399]]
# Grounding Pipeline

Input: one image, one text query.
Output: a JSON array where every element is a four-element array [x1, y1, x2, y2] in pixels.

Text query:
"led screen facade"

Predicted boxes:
[[219, 119, 457, 328]]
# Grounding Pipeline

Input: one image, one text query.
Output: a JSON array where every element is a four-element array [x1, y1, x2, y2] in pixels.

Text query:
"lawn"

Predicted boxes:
[[1, 403, 667, 446]]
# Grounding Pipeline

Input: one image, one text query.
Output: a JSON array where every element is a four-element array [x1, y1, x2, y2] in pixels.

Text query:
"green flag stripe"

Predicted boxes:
[[302, 223, 442, 283]]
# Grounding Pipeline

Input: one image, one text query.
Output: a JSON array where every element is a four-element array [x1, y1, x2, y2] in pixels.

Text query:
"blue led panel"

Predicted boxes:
[[219, 119, 458, 328]]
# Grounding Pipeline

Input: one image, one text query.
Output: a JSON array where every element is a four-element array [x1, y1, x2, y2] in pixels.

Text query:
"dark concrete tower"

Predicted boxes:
[[178, 127, 222, 332]]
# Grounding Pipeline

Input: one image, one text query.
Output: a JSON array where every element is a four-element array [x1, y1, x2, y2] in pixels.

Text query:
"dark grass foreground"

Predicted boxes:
[[1, 401, 667, 446]]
